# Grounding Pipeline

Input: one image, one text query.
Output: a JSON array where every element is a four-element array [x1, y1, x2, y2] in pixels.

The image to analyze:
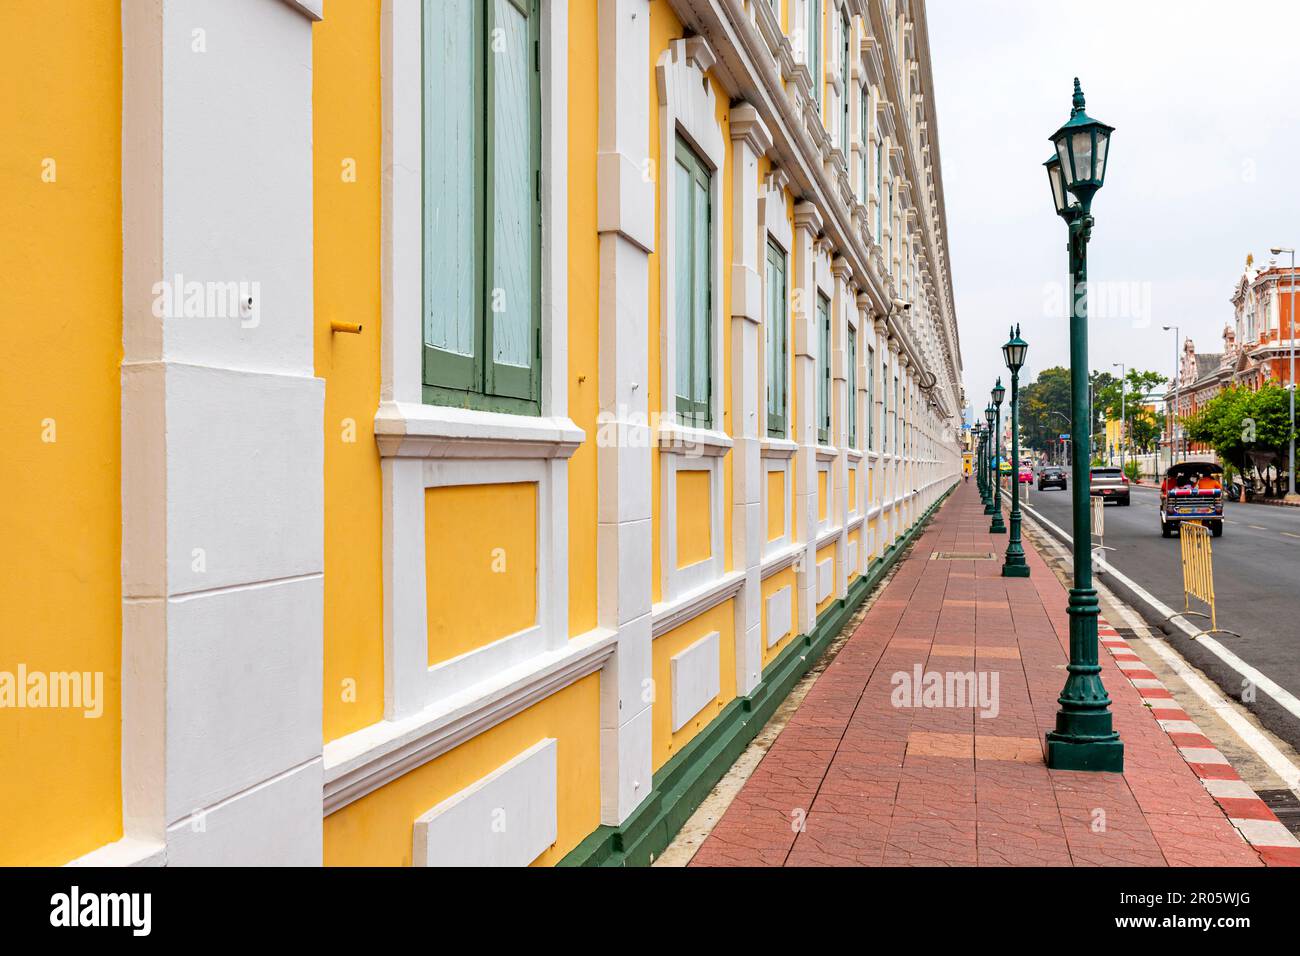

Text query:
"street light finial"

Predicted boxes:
[[1072, 77, 1085, 115]]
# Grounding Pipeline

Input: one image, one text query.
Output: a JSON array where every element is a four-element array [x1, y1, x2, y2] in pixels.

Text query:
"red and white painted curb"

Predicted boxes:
[[1099, 621, 1300, 867]]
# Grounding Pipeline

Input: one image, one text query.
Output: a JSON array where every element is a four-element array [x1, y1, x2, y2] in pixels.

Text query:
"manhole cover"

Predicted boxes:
[[930, 551, 996, 561]]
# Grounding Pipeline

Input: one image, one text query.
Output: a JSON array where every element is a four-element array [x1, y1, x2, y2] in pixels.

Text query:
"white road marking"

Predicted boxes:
[[1022, 502, 1300, 794]]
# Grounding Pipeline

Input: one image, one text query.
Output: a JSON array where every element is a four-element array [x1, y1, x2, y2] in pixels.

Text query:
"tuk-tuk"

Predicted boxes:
[[1159, 461, 1224, 538]]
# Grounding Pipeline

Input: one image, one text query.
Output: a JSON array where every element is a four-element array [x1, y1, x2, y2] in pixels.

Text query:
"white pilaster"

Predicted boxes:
[[595, 0, 654, 826], [792, 202, 822, 635], [729, 103, 771, 696], [120, 0, 323, 865]]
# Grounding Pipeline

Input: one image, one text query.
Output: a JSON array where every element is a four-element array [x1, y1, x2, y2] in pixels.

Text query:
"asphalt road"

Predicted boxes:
[[1019, 478, 1300, 752]]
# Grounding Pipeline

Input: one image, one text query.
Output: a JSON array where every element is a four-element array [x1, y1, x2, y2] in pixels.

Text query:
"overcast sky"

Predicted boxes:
[[927, 0, 1300, 420]]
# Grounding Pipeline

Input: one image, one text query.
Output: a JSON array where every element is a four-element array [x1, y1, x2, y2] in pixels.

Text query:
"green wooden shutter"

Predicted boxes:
[[766, 238, 787, 438], [674, 138, 712, 429], [809, 0, 821, 110], [840, 11, 849, 152], [485, 0, 541, 409], [423, 0, 482, 394], [867, 345, 875, 450], [848, 328, 857, 448], [817, 293, 830, 444]]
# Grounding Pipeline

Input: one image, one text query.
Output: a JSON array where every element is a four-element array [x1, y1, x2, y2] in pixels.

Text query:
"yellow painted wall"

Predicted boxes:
[[816, 542, 837, 616], [315, 0, 385, 741], [847, 527, 861, 582], [848, 463, 856, 507], [766, 469, 785, 542], [760, 567, 798, 670], [323, 674, 601, 866], [675, 469, 712, 568], [650, 2, 734, 600], [652, 598, 737, 771], [568, 0, 599, 637], [425, 482, 538, 665], [0, 2, 123, 865], [817, 468, 828, 522]]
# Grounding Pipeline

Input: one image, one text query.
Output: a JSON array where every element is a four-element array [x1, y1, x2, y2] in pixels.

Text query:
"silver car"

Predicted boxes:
[[1088, 466, 1130, 506]]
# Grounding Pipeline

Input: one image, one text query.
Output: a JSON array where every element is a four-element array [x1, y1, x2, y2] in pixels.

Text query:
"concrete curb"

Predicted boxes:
[[1096, 620, 1300, 866]]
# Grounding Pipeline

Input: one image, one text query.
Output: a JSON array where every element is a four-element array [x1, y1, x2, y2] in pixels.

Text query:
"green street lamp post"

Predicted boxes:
[[977, 424, 988, 502], [1002, 327, 1030, 576], [978, 425, 988, 502], [983, 405, 997, 513], [989, 380, 1007, 534], [1042, 78, 1123, 772]]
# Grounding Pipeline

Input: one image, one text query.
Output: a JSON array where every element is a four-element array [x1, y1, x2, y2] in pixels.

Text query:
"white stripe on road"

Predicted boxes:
[[1022, 502, 1300, 794]]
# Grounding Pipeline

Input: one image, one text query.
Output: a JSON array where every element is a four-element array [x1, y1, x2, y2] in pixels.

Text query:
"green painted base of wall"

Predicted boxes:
[[558, 483, 956, 867]]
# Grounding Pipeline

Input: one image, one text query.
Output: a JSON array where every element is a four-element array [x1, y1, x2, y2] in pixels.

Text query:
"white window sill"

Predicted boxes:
[[374, 401, 584, 460], [657, 421, 733, 458], [846, 448, 864, 462], [815, 444, 838, 462], [760, 437, 798, 460]]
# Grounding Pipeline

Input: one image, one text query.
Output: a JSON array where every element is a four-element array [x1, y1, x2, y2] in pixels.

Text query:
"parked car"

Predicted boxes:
[[1088, 466, 1130, 506], [1159, 461, 1224, 538], [1038, 467, 1066, 491], [1018, 464, 1034, 484]]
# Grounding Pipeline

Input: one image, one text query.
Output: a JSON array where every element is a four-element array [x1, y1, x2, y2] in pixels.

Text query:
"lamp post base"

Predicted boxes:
[[989, 514, 1006, 534], [1001, 562, 1030, 577], [1045, 733, 1125, 772]]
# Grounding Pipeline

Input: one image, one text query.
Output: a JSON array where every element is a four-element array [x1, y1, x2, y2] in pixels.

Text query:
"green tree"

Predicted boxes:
[[1019, 366, 1072, 454], [1184, 382, 1295, 482], [1095, 368, 1167, 455]]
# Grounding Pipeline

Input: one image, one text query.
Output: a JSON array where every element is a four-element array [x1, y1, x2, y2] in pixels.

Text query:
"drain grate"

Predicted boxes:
[[1255, 789, 1300, 838], [931, 551, 996, 561]]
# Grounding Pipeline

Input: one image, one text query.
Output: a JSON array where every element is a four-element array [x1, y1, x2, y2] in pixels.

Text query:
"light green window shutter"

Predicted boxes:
[[765, 238, 787, 438], [867, 345, 875, 450], [840, 11, 850, 152], [848, 328, 857, 448], [809, 0, 821, 110], [816, 293, 830, 444], [423, 0, 482, 393], [882, 360, 888, 449], [674, 138, 712, 429], [485, 0, 541, 406], [423, 0, 541, 415]]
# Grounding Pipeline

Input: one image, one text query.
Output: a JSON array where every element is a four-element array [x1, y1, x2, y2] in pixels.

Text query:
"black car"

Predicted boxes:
[[1038, 467, 1066, 490]]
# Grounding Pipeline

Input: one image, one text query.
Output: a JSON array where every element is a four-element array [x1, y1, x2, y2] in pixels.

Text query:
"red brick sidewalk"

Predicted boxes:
[[690, 484, 1295, 867]]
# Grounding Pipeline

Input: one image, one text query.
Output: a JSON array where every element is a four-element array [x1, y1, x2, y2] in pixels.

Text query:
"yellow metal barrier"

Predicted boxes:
[[1179, 520, 1217, 630]]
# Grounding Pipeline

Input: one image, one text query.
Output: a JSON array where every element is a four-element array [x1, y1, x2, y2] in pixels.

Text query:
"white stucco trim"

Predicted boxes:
[[324, 628, 615, 815], [660, 452, 728, 602]]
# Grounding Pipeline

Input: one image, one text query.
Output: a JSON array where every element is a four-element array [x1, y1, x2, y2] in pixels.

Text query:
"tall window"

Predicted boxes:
[[840, 11, 850, 152], [867, 344, 875, 450], [893, 374, 900, 453], [884, 180, 892, 267], [882, 359, 889, 450], [674, 137, 713, 428], [847, 327, 857, 448], [424, 0, 542, 415], [873, 135, 883, 243], [860, 86, 869, 201], [817, 293, 831, 444], [766, 238, 788, 438], [808, 0, 822, 111]]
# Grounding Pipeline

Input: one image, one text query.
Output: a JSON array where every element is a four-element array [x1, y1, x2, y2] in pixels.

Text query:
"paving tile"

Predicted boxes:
[[690, 488, 1267, 868]]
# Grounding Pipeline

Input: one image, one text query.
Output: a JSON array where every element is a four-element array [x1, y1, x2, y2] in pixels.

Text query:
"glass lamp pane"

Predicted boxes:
[[1071, 130, 1093, 183], [1047, 162, 1065, 213], [1094, 130, 1109, 182], [1056, 139, 1071, 185]]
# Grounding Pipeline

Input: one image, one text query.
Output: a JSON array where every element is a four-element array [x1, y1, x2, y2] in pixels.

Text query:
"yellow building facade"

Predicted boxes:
[[2, 0, 962, 866]]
